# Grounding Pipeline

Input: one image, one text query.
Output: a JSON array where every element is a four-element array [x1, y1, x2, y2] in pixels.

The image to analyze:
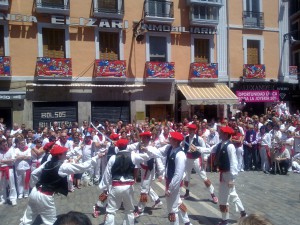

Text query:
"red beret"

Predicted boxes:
[[169, 132, 184, 142], [116, 139, 129, 149], [139, 131, 152, 137], [43, 142, 55, 151], [220, 126, 234, 135], [50, 145, 68, 156], [187, 124, 197, 130], [88, 128, 94, 133], [109, 133, 119, 141]]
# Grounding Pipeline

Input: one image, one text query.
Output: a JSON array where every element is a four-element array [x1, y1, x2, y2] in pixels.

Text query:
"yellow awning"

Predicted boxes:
[[177, 83, 238, 105]]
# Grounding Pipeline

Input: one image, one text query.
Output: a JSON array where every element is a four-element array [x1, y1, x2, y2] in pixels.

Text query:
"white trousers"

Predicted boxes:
[[16, 169, 30, 197], [137, 168, 159, 212], [20, 187, 56, 225], [259, 146, 270, 172], [166, 185, 190, 225], [105, 184, 135, 225], [185, 157, 214, 194], [219, 172, 245, 220], [236, 146, 244, 171], [292, 161, 300, 171], [0, 168, 17, 202]]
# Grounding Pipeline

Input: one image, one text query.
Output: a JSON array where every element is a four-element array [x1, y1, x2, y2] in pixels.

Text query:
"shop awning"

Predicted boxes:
[[177, 83, 238, 105]]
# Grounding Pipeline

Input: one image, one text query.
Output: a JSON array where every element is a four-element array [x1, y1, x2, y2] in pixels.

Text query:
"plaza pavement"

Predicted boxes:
[[1, 171, 299, 225]]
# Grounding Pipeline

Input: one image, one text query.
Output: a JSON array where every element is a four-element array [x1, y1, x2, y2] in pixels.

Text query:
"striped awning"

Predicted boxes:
[[177, 83, 238, 105]]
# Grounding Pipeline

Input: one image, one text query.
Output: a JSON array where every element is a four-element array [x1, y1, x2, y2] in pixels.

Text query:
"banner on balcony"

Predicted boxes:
[[0, 56, 11, 76], [94, 60, 126, 77], [190, 63, 218, 78], [146, 62, 175, 78], [289, 66, 298, 80], [236, 90, 279, 102], [36, 57, 72, 77], [243, 64, 266, 79]]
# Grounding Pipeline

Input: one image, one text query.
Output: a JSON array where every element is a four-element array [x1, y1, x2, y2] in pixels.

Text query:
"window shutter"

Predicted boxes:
[[247, 40, 259, 64], [42, 28, 65, 58], [0, 26, 4, 56], [99, 32, 119, 60], [194, 39, 209, 63]]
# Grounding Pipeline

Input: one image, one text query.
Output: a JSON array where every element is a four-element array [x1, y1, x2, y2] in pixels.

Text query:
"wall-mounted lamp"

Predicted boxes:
[[284, 32, 299, 45]]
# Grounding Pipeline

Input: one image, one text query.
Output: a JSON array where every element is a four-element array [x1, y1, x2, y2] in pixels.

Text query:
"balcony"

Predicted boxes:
[[144, 0, 174, 24], [35, 0, 70, 15], [243, 64, 266, 79], [0, 0, 9, 11], [189, 62, 218, 81], [93, 0, 124, 19], [289, 66, 298, 80], [145, 61, 175, 82], [243, 11, 264, 29], [35, 57, 72, 80], [93, 60, 126, 81], [0, 56, 11, 77]]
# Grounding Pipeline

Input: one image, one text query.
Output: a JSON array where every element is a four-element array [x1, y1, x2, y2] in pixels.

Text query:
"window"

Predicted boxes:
[[149, 36, 167, 62], [0, 26, 4, 56], [194, 39, 209, 63], [145, 0, 173, 18], [98, 0, 116, 10], [247, 40, 260, 64], [99, 32, 119, 60], [245, 0, 260, 12], [42, 28, 65, 58], [192, 4, 219, 21]]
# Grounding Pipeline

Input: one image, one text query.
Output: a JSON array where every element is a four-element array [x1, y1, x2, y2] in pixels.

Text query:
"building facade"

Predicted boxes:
[[0, 0, 295, 129]]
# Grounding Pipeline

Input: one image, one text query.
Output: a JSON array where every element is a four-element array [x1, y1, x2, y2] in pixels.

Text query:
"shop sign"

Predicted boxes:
[[0, 13, 128, 29], [236, 90, 279, 102], [142, 23, 217, 34], [33, 105, 77, 130], [0, 94, 25, 100]]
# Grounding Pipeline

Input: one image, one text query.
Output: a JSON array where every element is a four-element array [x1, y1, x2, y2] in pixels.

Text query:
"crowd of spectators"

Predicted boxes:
[[1, 101, 300, 208]]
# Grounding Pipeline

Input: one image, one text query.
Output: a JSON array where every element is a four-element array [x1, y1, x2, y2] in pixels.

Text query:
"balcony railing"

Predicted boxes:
[[0, 0, 9, 11], [94, 60, 126, 78], [144, 0, 174, 24], [190, 62, 218, 79], [35, 57, 72, 78], [145, 61, 175, 79], [0, 56, 11, 76], [186, 0, 222, 6], [243, 11, 264, 29], [243, 64, 266, 79], [93, 0, 124, 19], [35, 0, 70, 15]]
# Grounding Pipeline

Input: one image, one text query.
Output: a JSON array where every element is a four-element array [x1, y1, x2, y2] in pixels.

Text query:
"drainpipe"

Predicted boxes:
[[226, 0, 231, 117]]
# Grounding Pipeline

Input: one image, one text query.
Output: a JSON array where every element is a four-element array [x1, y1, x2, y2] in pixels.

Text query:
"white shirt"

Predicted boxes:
[[14, 147, 32, 170], [30, 156, 98, 188]]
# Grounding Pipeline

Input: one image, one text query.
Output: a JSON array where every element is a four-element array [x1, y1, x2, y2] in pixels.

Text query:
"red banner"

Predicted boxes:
[[36, 57, 72, 77], [94, 60, 126, 77]]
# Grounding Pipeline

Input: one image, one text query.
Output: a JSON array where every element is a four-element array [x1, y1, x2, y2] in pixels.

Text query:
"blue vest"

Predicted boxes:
[[214, 142, 231, 171], [111, 151, 135, 180], [166, 146, 183, 180], [184, 135, 201, 158]]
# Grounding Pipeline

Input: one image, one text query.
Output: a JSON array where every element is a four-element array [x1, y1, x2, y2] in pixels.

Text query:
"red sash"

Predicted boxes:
[[0, 166, 10, 180], [25, 169, 31, 189]]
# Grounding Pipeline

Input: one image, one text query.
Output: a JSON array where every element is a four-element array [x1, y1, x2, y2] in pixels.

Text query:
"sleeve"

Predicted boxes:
[[30, 161, 45, 188], [168, 151, 186, 193], [227, 144, 239, 180], [126, 142, 139, 152], [98, 156, 115, 192], [58, 156, 98, 177]]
